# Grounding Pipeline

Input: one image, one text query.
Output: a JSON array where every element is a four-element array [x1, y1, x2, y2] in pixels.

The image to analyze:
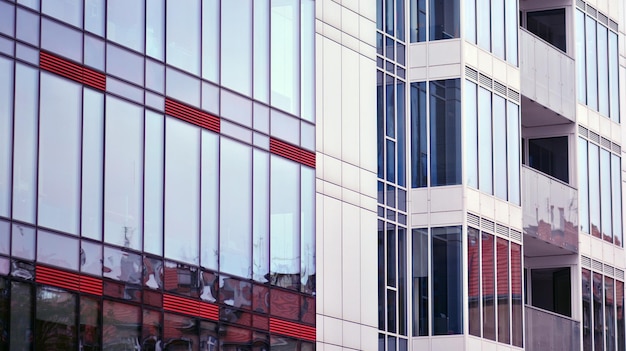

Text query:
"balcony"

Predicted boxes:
[[525, 305, 580, 351], [519, 28, 575, 124], [522, 166, 578, 254]]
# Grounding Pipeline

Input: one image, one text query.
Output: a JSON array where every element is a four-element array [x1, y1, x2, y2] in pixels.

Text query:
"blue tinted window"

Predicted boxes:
[[411, 82, 427, 188], [387, 139, 396, 183], [42, 0, 82, 28], [432, 226, 463, 335], [478, 87, 492, 193], [397, 83, 406, 187], [166, 0, 200, 75], [586, 15, 598, 110], [410, 0, 426, 42], [429, 0, 459, 40], [378, 73, 385, 179], [575, 10, 586, 104], [430, 79, 461, 186], [464, 80, 478, 188], [221, 0, 252, 96], [107, 0, 144, 52], [0, 57, 12, 217], [493, 95, 507, 200], [386, 82, 395, 138], [578, 138, 589, 233]]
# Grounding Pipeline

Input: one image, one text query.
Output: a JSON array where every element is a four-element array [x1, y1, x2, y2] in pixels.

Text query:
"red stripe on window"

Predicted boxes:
[[39, 51, 106, 91], [36, 265, 80, 291], [79, 274, 103, 296], [163, 294, 219, 321], [165, 98, 220, 133], [270, 138, 316, 168], [269, 318, 316, 341]]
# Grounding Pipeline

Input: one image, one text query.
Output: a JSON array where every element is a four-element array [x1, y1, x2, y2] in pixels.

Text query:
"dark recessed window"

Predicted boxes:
[[526, 9, 567, 52]]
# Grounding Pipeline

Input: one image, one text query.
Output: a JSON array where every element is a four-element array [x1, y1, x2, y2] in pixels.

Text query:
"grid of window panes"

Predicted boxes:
[[0, 0, 316, 349], [464, 0, 518, 65], [467, 227, 523, 347], [582, 267, 626, 351], [408, 0, 460, 41], [463, 77, 521, 205], [578, 135, 623, 246], [575, 3, 620, 122], [410, 79, 462, 188]]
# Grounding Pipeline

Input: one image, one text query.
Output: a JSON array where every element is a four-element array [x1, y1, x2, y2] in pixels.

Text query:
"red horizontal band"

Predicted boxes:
[[269, 318, 316, 341], [163, 293, 219, 321], [165, 98, 220, 133], [270, 138, 316, 168], [36, 265, 102, 296], [39, 51, 105, 91]]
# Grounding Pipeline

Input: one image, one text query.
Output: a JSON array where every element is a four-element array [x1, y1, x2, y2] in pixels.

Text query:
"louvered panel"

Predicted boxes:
[[465, 66, 478, 81], [598, 13, 608, 26], [609, 20, 618, 31], [83, 67, 106, 91], [40, 52, 83, 84], [300, 149, 316, 168], [198, 301, 219, 321], [496, 224, 509, 237], [478, 74, 492, 88], [589, 131, 600, 143], [165, 99, 220, 133], [510, 229, 522, 242], [467, 213, 480, 228], [507, 88, 520, 103], [612, 142, 621, 154], [576, 0, 585, 9], [601, 137, 611, 149], [481, 218, 495, 232], [79, 275, 103, 296], [36, 265, 80, 291], [616, 269, 624, 280], [581, 255, 592, 268], [270, 138, 316, 168], [604, 264, 615, 276], [163, 294, 200, 316], [494, 81, 507, 96], [579, 125, 589, 137], [592, 260, 603, 271], [587, 5, 597, 17], [269, 318, 316, 341]]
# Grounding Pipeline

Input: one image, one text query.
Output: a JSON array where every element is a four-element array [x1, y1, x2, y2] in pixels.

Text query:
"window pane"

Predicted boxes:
[[42, 0, 82, 28], [606, 277, 616, 351], [385, 0, 393, 35], [82, 89, 104, 240], [397, 82, 406, 187], [85, 0, 104, 36], [576, 10, 586, 104], [80, 297, 101, 350], [511, 243, 523, 347], [12, 64, 38, 224], [202, 0, 219, 82], [387, 139, 396, 183], [270, 155, 300, 289], [507, 102, 520, 205], [104, 96, 143, 250], [617, 280, 624, 351], [410, 0, 426, 42], [144, 111, 164, 255], [164, 117, 200, 265], [271, 0, 300, 115], [411, 82, 427, 188], [0, 2, 14, 36], [16, 8, 39, 46], [482, 232, 496, 340], [601, 149, 612, 243], [102, 301, 140, 349], [387, 226, 396, 287], [505, 0, 517, 64], [201, 131, 219, 271], [220, 139, 252, 278], [38, 73, 81, 235], [609, 32, 619, 122], [589, 144, 601, 238], [583, 269, 592, 351], [430, 79, 461, 186], [36, 287, 78, 349], [429, 0, 459, 40], [254, 0, 270, 102], [107, 0, 144, 52], [493, 95, 507, 200], [465, 80, 478, 188], [10, 282, 32, 351], [412, 228, 428, 336], [594, 272, 605, 351], [464, 0, 475, 43], [468, 227, 481, 337], [491, 0, 505, 59], [497, 238, 510, 344], [0, 57, 12, 217], [221, 0, 252, 96], [432, 226, 463, 335], [579, 138, 589, 233], [253, 150, 270, 283], [107, 44, 144, 87], [478, 87, 492, 193], [12, 223, 35, 260], [612, 155, 622, 247], [598, 24, 609, 116], [146, 0, 164, 60], [586, 16, 598, 110], [301, 0, 315, 121], [166, 0, 200, 75], [398, 228, 407, 335], [37, 230, 79, 271], [477, 0, 490, 50], [301, 166, 315, 293]]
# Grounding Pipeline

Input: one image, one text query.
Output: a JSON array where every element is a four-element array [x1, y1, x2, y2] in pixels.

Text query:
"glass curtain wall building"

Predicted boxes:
[[0, 0, 317, 349]]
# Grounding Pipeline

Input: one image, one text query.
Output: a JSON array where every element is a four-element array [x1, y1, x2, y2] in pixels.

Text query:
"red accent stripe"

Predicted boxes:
[[36, 265, 80, 291], [269, 318, 316, 341], [39, 52, 106, 91], [165, 98, 220, 133], [270, 138, 316, 168], [163, 294, 219, 321], [79, 274, 103, 296]]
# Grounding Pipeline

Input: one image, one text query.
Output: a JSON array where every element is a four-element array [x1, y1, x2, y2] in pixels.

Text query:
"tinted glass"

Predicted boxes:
[[201, 131, 219, 271], [411, 82, 427, 188], [576, 10, 587, 104], [146, 0, 164, 60], [468, 227, 481, 337], [611, 155, 622, 246], [37, 230, 79, 271], [493, 95, 507, 200], [477, 0, 490, 50], [432, 226, 462, 335], [478, 87, 492, 193], [253, 150, 270, 282], [107, 0, 144, 52], [271, 0, 300, 115], [578, 138, 589, 233], [482, 232, 496, 340], [410, 0, 426, 42], [397, 83, 406, 187], [491, 0, 505, 59], [600, 149, 612, 242], [582, 269, 592, 351], [507, 102, 520, 205], [301, 0, 315, 122], [586, 16, 598, 110], [36, 287, 77, 350], [144, 111, 164, 255], [102, 301, 140, 349], [254, 0, 270, 102], [0, 57, 12, 217], [597, 23, 609, 116], [221, 0, 252, 96], [412, 228, 428, 336], [429, 0, 459, 39], [589, 143, 600, 238], [594, 272, 605, 351], [505, 0, 517, 64], [202, 0, 219, 82], [465, 80, 478, 188], [166, 0, 200, 74], [43, 0, 82, 28], [301, 166, 315, 293], [430, 79, 461, 186], [85, 0, 104, 36], [81, 89, 104, 241], [606, 277, 616, 351], [609, 32, 619, 122], [511, 243, 523, 347], [497, 238, 510, 343], [10, 282, 32, 350]]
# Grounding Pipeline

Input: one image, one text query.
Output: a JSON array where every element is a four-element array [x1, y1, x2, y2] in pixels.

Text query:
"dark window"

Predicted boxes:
[[528, 136, 569, 183], [526, 9, 566, 52], [430, 79, 461, 186], [432, 226, 462, 335]]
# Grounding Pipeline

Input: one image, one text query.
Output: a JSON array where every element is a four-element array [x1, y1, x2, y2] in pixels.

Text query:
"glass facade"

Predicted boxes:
[[0, 0, 316, 349]]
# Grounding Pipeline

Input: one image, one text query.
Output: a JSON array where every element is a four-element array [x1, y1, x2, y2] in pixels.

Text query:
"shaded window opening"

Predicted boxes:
[[526, 9, 566, 52]]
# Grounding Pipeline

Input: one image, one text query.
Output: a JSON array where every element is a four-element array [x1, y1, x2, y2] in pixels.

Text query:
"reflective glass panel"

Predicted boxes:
[[12, 64, 38, 224], [606, 277, 616, 351], [493, 95, 507, 200], [505, 0, 518, 65], [601, 149, 612, 242], [612, 155, 622, 247], [102, 301, 140, 349], [411, 82, 427, 188], [36, 287, 77, 350], [386, 78, 395, 138], [410, 0, 426, 42], [397, 82, 406, 187], [429, 0, 459, 40], [80, 297, 101, 350], [301, 166, 315, 293], [201, 131, 219, 271], [0, 57, 12, 217], [511, 243, 523, 347], [430, 79, 461, 186], [598, 24, 609, 116], [107, 44, 144, 86], [468, 227, 481, 337], [589, 143, 601, 238], [412, 228, 428, 336], [82, 88, 104, 241], [12, 223, 35, 260], [491, 0, 505, 59], [253, 150, 270, 283], [164, 117, 200, 265], [270, 155, 300, 289], [478, 87, 492, 194], [146, 0, 164, 60], [497, 238, 510, 343], [477, 0, 490, 50], [164, 313, 199, 349], [0, 2, 14, 36], [166, 0, 200, 75], [579, 138, 589, 233], [465, 80, 478, 188], [38, 73, 81, 235], [254, 0, 270, 102], [104, 96, 143, 250], [10, 282, 32, 351], [43, 0, 82, 28], [202, 0, 219, 82], [144, 111, 164, 256], [103, 246, 142, 284], [107, 0, 144, 52], [586, 16, 598, 110], [85, 0, 105, 36], [609, 32, 619, 122], [507, 102, 520, 205], [16, 8, 39, 46], [37, 230, 79, 271], [432, 226, 463, 335], [576, 10, 587, 104], [220, 138, 252, 279], [0, 220, 9, 255], [583, 269, 592, 351], [81, 240, 102, 276], [221, 0, 252, 96], [301, 0, 315, 122], [271, 0, 300, 116], [617, 280, 625, 351], [482, 232, 496, 340], [594, 272, 604, 351]]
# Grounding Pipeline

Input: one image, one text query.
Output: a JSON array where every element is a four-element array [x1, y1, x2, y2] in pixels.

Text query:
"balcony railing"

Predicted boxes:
[[519, 28, 575, 121], [525, 305, 580, 351], [522, 166, 578, 253]]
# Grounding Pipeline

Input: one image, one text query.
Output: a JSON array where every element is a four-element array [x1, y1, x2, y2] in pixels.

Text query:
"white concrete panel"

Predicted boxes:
[[323, 196, 343, 317], [412, 213, 429, 227], [359, 16, 376, 47], [428, 64, 462, 80], [360, 195, 377, 212], [480, 193, 496, 219], [322, 38, 343, 158], [492, 58, 508, 85], [428, 40, 462, 66], [341, 7, 359, 39], [324, 154, 342, 186], [342, 0, 359, 13], [358, 0, 376, 21], [579, 233, 592, 257], [464, 43, 479, 69], [603, 241, 616, 266], [317, 313, 324, 340], [360, 325, 378, 349], [324, 181, 343, 200], [341, 162, 360, 193], [494, 198, 510, 224], [359, 56, 377, 173], [360, 207, 379, 327], [342, 321, 361, 349], [323, 22, 343, 43], [598, 0, 609, 15], [577, 104, 589, 126], [322, 0, 341, 28], [430, 186, 464, 212], [507, 65, 520, 91], [612, 121, 622, 142], [409, 43, 428, 67], [412, 338, 431, 350], [509, 205, 523, 230], [323, 316, 343, 346], [341, 32, 360, 53], [430, 210, 464, 226], [342, 203, 361, 322], [341, 47, 361, 166], [587, 110, 601, 135], [590, 236, 605, 260], [431, 336, 465, 351], [481, 339, 499, 351], [411, 188, 429, 213], [359, 39, 377, 59], [360, 169, 377, 199], [478, 50, 494, 77], [342, 188, 361, 208], [466, 187, 481, 214], [600, 114, 612, 139], [496, 344, 512, 351], [409, 67, 428, 81]]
